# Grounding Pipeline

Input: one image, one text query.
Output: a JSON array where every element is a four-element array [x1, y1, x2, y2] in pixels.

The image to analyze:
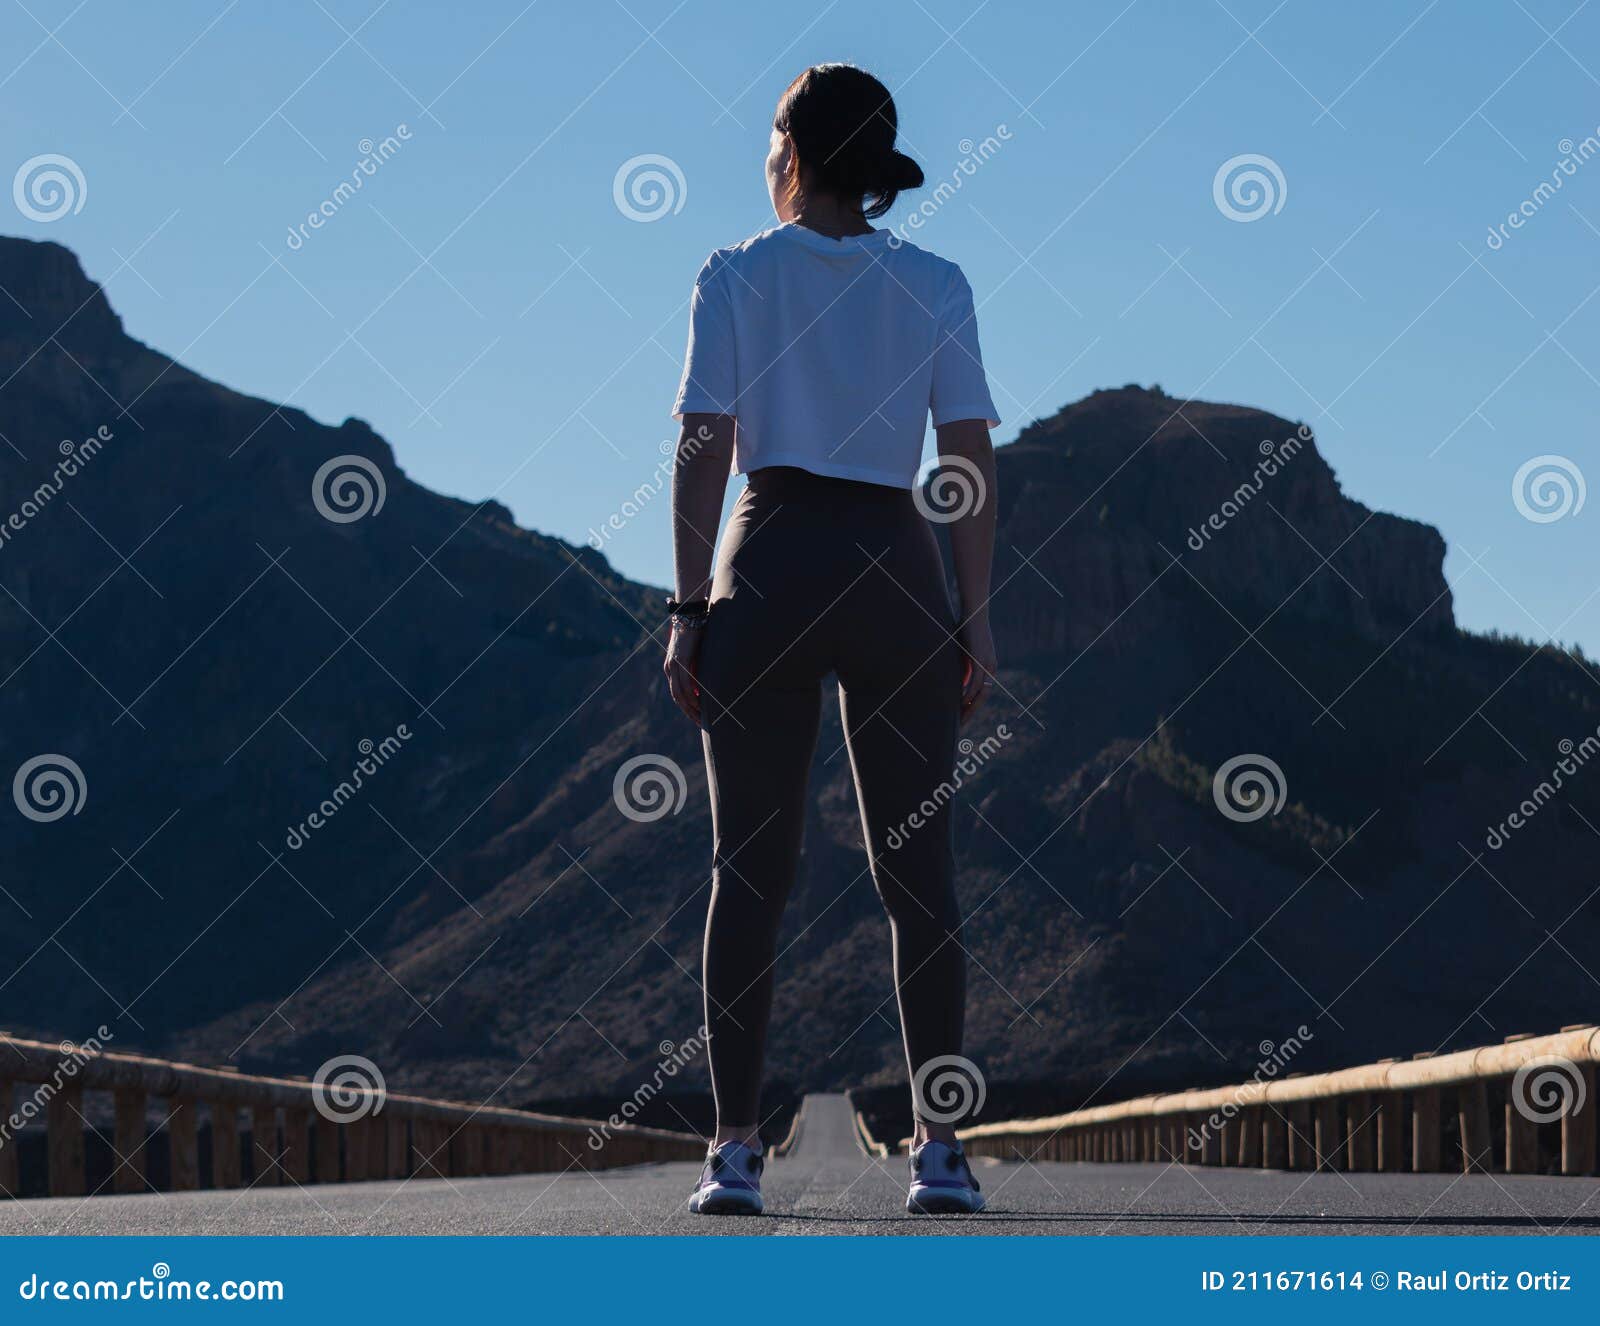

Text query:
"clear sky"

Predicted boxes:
[[4, 0, 1596, 652]]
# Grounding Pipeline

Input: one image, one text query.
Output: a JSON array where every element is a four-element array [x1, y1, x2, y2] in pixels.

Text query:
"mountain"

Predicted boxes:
[[1, 236, 1595, 1124]]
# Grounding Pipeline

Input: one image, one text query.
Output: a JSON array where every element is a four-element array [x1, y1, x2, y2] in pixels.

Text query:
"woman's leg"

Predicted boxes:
[[699, 682, 821, 1140], [838, 662, 966, 1139]]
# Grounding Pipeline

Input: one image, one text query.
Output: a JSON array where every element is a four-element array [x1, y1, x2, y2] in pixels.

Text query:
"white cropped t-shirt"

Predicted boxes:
[[671, 223, 999, 488]]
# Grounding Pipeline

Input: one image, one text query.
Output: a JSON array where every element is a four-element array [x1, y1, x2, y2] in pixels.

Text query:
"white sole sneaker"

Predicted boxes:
[[906, 1183, 986, 1215], [688, 1184, 764, 1216]]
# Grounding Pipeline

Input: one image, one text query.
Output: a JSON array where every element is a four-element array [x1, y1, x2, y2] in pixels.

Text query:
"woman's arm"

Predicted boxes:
[[665, 414, 736, 724], [934, 418, 998, 723]]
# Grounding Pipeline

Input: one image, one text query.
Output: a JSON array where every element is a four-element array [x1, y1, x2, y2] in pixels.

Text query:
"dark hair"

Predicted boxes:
[[774, 64, 924, 220]]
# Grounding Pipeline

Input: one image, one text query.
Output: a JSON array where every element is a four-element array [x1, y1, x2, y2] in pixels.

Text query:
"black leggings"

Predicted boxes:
[[695, 466, 965, 1127]]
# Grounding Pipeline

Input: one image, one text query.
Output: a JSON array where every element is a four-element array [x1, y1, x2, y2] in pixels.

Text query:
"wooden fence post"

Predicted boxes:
[[387, 1114, 408, 1178], [1239, 1107, 1262, 1167], [1377, 1092, 1404, 1172], [281, 1108, 311, 1185], [1219, 1113, 1241, 1166], [1288, 1099, 1314, 1170], [418, 1120, 447, 1178], [167, 1094, 198, 1190], [212, 1103, 241, 1188], [169, 1097, 200, 1191], [1263, 1107, 1289, 1170], [0, 1079, 17, 1196], [1458, 1081, 1493, 1174], [113, 1089, 147, 1194], [1346, 1093, 1377, 1172], [314, 1114, 340, 1183], [1413, 1087, 1442, 1172], [1314, 1098, 1343, 1172], [46, 1082, 86, 1197], [344, 1118, 371, 1182], [250, 1105, 279, 1185], [1505, 1093, 1540, 1175], [1563, 1064, 1597, 1176]]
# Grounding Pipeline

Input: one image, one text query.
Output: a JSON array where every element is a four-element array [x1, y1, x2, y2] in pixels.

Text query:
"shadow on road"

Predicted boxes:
[[759, 1211, 1600, 1229]]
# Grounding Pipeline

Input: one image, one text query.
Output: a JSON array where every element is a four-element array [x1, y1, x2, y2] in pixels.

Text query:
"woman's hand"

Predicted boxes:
[[958, 615, 997, 725], [664, 621, 704, 725]]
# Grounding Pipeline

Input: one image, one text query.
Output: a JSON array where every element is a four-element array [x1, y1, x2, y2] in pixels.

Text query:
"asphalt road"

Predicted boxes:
[[3, 1094, 1598, 1235]]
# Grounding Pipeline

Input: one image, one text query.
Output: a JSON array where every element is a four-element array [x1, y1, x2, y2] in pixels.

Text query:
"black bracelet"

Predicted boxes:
[[665, 596, 710, 619]]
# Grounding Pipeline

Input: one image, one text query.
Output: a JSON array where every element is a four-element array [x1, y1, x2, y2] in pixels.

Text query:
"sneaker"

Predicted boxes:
[[688, 1140, 764, 1215], [906, 1139, 986, 1214]]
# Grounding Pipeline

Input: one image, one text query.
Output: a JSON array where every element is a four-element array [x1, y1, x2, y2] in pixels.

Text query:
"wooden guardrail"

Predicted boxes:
[[958, 1025, 1600, 1177], [0, 1035, 704, 1200], [770, 1098, 806, 1157], [854, 1109, 891, 1159]]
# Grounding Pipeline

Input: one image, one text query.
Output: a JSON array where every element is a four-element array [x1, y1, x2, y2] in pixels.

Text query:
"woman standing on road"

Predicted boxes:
[[665, 64, 1000, 1217]]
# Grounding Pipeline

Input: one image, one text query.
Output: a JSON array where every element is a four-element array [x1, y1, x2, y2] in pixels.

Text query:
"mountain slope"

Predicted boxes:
[[2, 237, 1595, 1120]]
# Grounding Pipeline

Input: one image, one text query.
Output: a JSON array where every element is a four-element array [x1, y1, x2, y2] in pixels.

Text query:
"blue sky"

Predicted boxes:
[[4, 0, 1596, 652]]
